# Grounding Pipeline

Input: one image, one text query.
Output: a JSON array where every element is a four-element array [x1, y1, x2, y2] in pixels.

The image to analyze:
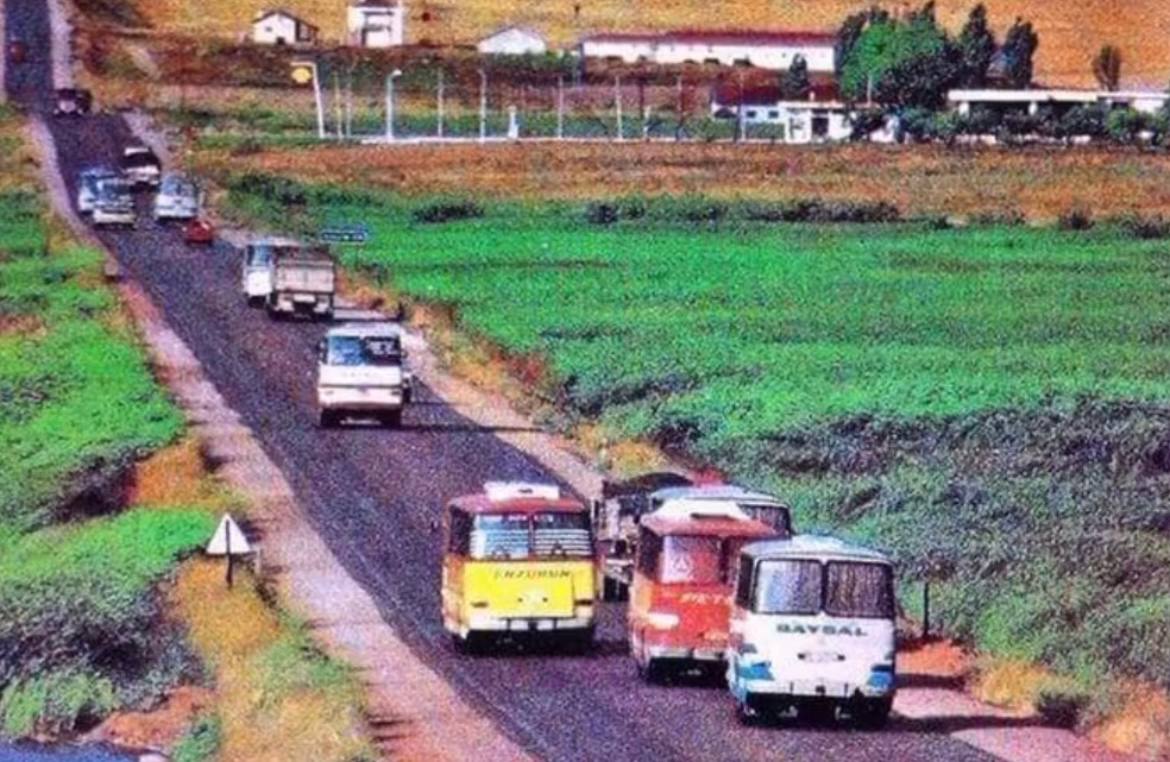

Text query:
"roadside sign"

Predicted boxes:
[[206, 514, 252, 588], [319, 222, 371, 245], [290, 62, 314, 87], [206, 514, 251, 555]]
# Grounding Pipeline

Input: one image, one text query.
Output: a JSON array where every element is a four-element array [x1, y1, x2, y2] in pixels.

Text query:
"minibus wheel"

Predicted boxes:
[[734, 696, 761, 726], [854, 697, 893, 729]]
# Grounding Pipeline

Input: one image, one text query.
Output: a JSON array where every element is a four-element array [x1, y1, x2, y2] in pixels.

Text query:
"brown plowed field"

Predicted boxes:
[[200, 141, 1170, 221], [144, 0, 1169, 88]]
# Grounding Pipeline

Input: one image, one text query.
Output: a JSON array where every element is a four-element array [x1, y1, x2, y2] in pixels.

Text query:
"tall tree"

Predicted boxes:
[[957, 4, 997, 87], [1093, 45, 1123, 91], [782, 55, 811, 100], [1001, 18, 1039, 88], [839, 2, 961, 109], [834, 6, 889, 76]]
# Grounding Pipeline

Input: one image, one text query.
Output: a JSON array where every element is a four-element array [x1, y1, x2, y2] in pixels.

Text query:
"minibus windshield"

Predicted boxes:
[[825, 561, 894, 618], [753, 559, 822, 615], [466, 512, 591, 560], [470, 514, 530, 560], [326, 336, 401, 366]]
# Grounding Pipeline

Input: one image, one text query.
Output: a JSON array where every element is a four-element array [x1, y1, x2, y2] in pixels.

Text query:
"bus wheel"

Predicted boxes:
[[642, 658, 669, 685], [855, 697, 893, 729], [318, 409, 340, 429], [563, 628, 593, 655], [452, 633, 483, 655], [735, 696, 761, 726]]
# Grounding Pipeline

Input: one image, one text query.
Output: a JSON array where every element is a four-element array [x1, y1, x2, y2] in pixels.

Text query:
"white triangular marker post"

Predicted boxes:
[[206, 514, 251, 588]]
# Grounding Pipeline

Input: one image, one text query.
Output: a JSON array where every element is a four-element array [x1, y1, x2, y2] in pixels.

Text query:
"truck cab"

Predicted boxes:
[[441, 482, 597, 653], [241, 239, 288, 306], [629, 500, 776, 683], [727, 536, 897, 727], [316, 322, 413, 428]]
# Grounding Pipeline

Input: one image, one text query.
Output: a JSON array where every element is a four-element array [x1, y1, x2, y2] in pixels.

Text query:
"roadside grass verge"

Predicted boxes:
[[224, 175, 1170, 727]]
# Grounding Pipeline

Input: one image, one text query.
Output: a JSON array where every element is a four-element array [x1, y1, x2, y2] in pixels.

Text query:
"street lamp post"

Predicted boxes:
[[478, 69, 488, 143], [385, 68, 402, 142]]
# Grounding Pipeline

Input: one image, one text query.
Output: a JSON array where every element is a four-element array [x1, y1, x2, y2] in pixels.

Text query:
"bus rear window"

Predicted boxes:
[[753, 559, 822, 615], [469, 514, 530, 560], [660, 536, 722, 584], [532, 512, 591, 558], [825, 562, 894, 619]]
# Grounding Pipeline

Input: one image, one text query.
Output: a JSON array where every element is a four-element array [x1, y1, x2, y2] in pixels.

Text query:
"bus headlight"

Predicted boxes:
[[645, 611, 680, 630]]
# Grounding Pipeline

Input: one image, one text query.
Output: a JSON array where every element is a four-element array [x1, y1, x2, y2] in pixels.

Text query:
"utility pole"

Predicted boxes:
[[479, 68, 488, 143], [345, 62, 355, 138], [333, 70, 343, 141], [385, 69, 402, 141], [436, 68, 445, 138], [736, 68, 746, 143], [556, 75, 565, 140], [675, 74, 683, 141], [614, 74, 623, 141]]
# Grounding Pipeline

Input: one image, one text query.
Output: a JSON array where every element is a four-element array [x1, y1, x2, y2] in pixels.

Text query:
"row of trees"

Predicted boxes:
[[825, 2, 1038, 109]]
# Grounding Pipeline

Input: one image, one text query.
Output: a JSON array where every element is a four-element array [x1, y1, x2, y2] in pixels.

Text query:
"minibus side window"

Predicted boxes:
[[448, 508, 472, 555], [753, 559, 822, 615], [825, 562, 895, 619], [734, 556, 753, 607], [637, 528, 662, 578]]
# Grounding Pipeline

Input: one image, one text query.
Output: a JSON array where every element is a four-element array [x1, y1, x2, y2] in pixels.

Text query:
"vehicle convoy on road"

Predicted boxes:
[[629, 500, 776, 683], [442, 482, 597, 653], [119, 145, 161, 189], [91, 176, 135, 228], [316, 322, 413, 428], [264, 243, 335, 319], [727, 536, 897, 728], [152, 173, 199, 222], [595, 475, 793, 599], [75, 166, 118, 215]]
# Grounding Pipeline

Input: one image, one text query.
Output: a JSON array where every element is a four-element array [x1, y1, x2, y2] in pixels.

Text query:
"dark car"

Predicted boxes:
[[53, 88, 94, 117]]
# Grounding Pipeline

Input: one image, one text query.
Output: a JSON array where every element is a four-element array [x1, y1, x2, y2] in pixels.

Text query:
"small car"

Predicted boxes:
[[92, 177, 136, 228], [53, 88, 93, 117], [120, 145, 161, 189], [153, 173, 199, 222], [183, 218, 215, 245], [76, 166, 118, 215], [7, 40, 28, 65]]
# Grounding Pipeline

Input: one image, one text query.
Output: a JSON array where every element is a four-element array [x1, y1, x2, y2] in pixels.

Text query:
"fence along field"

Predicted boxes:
[[225, 176, 1170, 718], [129, 0, 1170, 88]]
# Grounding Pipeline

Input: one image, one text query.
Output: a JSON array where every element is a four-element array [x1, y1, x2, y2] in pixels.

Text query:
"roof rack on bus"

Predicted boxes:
[[654, 498, 751, 522], [483, 482, 561, 502]]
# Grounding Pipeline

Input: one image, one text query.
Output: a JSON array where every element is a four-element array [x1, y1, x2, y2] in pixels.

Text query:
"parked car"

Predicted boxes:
[[153, 173, 199, 222], [53, 88, 93, 117], [120, 145, 161, 189], [183, 218, 215, 245], [76, 166, 118, 215], [91, 177, 136, 228]]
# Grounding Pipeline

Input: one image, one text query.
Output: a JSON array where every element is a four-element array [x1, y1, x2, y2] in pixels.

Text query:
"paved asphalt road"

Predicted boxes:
[[5, 3, 1001, 758]]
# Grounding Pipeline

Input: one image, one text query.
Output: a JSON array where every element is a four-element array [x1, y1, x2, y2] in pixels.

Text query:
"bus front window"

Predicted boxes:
[[660, 536, 722, 584], [754, 559, 822, 615], [825, 562, 894, 619], [470, 514, 530, 560], [532, 512, 591, 558]]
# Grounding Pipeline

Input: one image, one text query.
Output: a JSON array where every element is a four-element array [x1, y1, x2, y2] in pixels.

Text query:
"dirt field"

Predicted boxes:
[[198, 140, 1170, 221], [139, 0, 1170, 88]]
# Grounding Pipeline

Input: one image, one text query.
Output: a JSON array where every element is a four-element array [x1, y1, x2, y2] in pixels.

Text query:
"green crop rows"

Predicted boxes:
[[224, 176, 1170, 701]]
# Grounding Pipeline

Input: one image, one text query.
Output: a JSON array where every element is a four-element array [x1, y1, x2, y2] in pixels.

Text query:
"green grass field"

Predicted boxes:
[[227, 176, 1170, 703]]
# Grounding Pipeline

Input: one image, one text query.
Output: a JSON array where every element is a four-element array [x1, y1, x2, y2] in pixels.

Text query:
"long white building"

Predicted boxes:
[[580, 29, 836, 72]]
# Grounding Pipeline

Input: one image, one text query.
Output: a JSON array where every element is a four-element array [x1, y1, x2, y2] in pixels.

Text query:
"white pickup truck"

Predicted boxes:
[[266, 245, 335, 320], [317, 322, 413, 428]]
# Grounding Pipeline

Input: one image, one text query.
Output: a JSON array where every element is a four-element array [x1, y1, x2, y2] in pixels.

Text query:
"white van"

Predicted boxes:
[[153, 173, 199, 222], [241, 238, 298, 307], [317, 322, 413, 428], [727, 536, 896, 727]]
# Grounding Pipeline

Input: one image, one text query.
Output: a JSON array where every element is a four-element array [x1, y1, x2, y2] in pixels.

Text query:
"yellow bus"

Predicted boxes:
[[441, 482, 597, 653]]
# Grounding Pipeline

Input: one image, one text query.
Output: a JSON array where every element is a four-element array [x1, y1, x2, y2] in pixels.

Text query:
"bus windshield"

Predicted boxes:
[[468, 512, 591, 561], [754, 559, 822, 615], [825, 562, 894, 618]]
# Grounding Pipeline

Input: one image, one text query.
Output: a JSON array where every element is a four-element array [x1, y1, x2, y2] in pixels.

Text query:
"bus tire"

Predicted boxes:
[[735, 696, 761, 726], [643, 658, 669, 685], [855, 697, 893, 729], [380, 409, 403, 429], [451, 633, 483, 655], [318, 409, 340, 429], [564, 627, 593, 655]]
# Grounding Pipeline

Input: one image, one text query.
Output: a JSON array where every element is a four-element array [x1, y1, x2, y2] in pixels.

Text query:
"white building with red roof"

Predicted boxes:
[[579, 29, 836, 71]]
